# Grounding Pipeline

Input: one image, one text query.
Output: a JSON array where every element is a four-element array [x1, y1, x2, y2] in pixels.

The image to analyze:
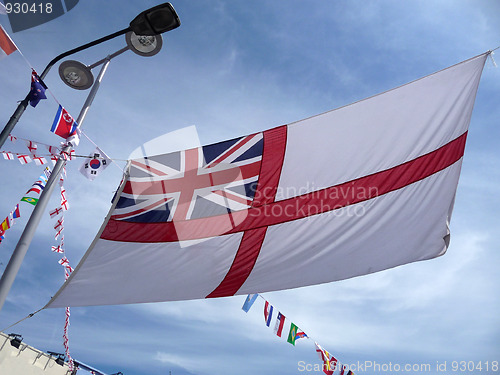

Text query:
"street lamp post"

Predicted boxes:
[[0, 4, 178, 312], [0, 2, 180, 149], [0, 58, 111, 312]]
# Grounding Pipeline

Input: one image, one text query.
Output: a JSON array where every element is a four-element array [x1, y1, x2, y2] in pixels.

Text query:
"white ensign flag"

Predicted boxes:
[[46, 52, 488, 308]]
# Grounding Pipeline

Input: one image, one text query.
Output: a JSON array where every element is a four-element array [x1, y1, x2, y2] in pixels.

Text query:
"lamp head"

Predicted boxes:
[[129, 2, 180, 36], [126, 31, 163, 57], [59, 60, 94, 90]]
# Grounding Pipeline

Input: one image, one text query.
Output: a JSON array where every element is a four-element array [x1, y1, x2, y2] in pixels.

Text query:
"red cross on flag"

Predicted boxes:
[[2, 151, 14, 160], [17, 154, 32, 164], [55, 227, 64, 240], [52, 245, 64, 253], [49, 207, 63, 218], [46, 53, 488, 308], [32, 155, 47, 166], [54, 217, 64, 231], [26, 141, 37, 154]]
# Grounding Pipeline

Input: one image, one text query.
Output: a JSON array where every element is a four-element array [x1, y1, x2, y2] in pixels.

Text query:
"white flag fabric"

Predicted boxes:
[[79, 147, 112, 181], [46, 53, 488, 308]]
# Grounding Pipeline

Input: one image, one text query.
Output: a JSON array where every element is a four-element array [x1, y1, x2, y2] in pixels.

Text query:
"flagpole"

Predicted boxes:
[[0, 58, 111, 312]]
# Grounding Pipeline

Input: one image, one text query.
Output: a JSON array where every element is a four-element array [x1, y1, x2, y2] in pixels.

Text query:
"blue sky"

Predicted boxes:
[[1, 1, 499, 374]]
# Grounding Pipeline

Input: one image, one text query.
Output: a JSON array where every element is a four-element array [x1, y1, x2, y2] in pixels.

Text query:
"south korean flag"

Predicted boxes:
[[79, 147, 112, 181]]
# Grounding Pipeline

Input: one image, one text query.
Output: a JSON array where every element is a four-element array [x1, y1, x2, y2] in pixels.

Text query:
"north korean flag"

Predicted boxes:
[[50, 105, 78, 139]]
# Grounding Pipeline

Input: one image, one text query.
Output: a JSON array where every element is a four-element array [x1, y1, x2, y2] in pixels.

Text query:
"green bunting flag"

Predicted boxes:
[[21, 197, 39, 206], [287, 322, 298, 345]]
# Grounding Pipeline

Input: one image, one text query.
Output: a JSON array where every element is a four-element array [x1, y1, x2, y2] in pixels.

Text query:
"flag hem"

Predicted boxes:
[[286, 51, 490, 130]]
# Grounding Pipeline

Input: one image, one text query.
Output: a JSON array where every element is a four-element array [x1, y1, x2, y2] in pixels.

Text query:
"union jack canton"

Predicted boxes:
[[112, 133, 264, 224]]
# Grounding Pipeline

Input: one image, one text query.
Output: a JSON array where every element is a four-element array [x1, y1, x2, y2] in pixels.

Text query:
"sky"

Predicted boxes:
[[0, 1, 499, 374]]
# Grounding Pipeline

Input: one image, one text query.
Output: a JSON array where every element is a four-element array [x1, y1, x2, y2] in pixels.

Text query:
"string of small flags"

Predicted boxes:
[[1, 135, 60, 165], [48, 171, 74, 371], [2, 26, 110, 370], [2, 136, 116, 183], [242, 294, 354, 375], [2, 133, 116, 179], [0, 167, 51, 244], [0, 204, 20, 244]]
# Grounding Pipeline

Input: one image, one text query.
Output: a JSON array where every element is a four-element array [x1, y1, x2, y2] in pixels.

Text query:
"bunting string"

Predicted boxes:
[[0, 166, 51, 244], [1, 135, 128, 165], [0, 24, 62, 107], [48, 177, 74, 371], [2, 149, 127, 163], [79, 129, 125, 173], [242, 294, 354, 375], [4, 134, 62, 153], [1, 135, 60, 165]]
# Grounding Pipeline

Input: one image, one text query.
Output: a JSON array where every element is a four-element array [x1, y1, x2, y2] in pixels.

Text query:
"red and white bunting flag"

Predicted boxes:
[[8, 134, 17, 143], [54, 217, 64, 231], [55, 227, 64, 240], [60, 186, 69, 211], [49, 207, 63, 218], [58, 168, 66, 186], [45, 53, 488, 308], [32, 155, 47, 166], [59, 256, 70, 267], [17, 154, 32, 164], [47, 145, 59, 155], [63, 306, 74, 371], [26, 140, 38, 154], [51, 245, 64, 253], [62, 149, 75, 161], [2, 151, 14, 160], [60, 200, 69, 211]]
